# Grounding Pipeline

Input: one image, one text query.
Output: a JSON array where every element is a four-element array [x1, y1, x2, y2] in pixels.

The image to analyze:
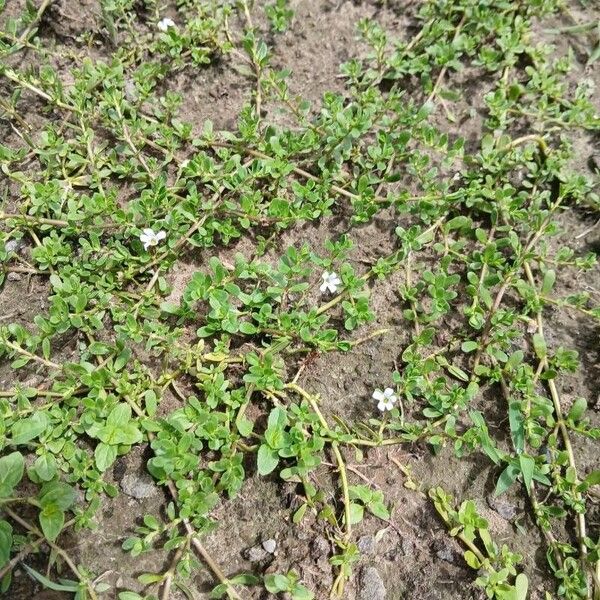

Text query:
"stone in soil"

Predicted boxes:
[[262, 538, 277, 553], [244, 543, 269, 562], [120, 473, 158, 499], [487, 495, 518, 521], [359, 566, 386, 600], [358, 535, 376, 555]]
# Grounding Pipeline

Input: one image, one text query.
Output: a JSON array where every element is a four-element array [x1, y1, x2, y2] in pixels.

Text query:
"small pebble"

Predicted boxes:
[[262, 538, 277, 554], [436, 546, 458, 564], [358, 566, 386, 600], [358, 535, 376, 555], [244, 544, 268, 562], [120, 473, 158, 499], [487, 495, 517, 521], [5, 239, 23, 253], [311, 535, 329, 558]]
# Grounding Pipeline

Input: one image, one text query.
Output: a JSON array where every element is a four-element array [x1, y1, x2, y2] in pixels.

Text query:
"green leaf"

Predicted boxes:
[[38, 481, 76, 511], [587, 42, 600, 65], [348, 502, 364, 525], [239, 321, 258, 334], [447, 364, 469, 382], [160, 301, 181, 315], [582, 470, 600, 487], [236, 416, 253, 437], [209, 583, 230, 599], [519, 455, 535, 493], [265, 573, 290, 593], [10, 412, 49, 445], [144, 389, 158, 416], [117, 423, 143, 445], [114, 347, 131, 371], [293, 503, 308, 524], [464, 550, 481, 569], [95, 443, 117, 472], [88, 341, 110, 355], [292, 583, 314, 600], [495, 465, 519, 496], [267, 406, 287, 430], [532, 333, 546, 359], [230, 573, 260, 585], [508, 402, 524, 455], [22, 565, 79, 591], [107, 403, 132, 426], [39, 505, 65, 542], [34, 453, 57, 482], [257, 444, 279, 476], [41, 337, 50, 360], [368, 501, 390, 520], [515, 573, 528, 600], [445, 216, 471, 231], [138, 572, 164, 584], [118, 592, 144, 600], [567, 397, 587, 422], [577, 470, 600, 493], [461, 341, 478, 353], [541, 270, 556, 295], [0, 452, 24, 497], [0, 521, 12, 568]]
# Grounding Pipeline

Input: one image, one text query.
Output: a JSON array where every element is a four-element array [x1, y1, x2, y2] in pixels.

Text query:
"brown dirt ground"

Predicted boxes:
[[1, 1, 599, 599]]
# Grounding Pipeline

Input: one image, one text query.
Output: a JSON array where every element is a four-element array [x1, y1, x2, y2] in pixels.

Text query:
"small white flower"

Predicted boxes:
[[373, 387, 397, 412], [157, 17, 176, 32], [320, 271, 341, 294], [139, 228, 166, 251]]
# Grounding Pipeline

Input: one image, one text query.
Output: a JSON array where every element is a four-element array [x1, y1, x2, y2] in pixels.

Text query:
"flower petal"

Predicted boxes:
[[377, 400, 386, 412], [142, 228, 154, 236], [372, 389, 384, 401], [156, 230, 166, 241], [319, 282, 328, 293]]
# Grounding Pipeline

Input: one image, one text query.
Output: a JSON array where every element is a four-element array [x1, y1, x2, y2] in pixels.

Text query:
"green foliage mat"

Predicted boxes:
[[0, 0, 599, 598]]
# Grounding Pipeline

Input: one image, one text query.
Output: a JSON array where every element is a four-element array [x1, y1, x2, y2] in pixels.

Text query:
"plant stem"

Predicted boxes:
[[284, 382, 352, 597], [3, 508, 97, 600], [523, 261, 590, 585], [2, 340, 61, 369], [0, 212, 68, 227]]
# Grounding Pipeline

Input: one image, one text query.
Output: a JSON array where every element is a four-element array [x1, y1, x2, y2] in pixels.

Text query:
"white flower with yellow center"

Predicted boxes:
[[157, 17, 176, 32], [140, 228, 166, 251], [320, 271, 341, 294], [373, 387, 397, 412]]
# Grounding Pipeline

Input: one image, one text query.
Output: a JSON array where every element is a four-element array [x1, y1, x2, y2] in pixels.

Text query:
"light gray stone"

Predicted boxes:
[[243, 544, 268, 562], [358, 535, 376, 555], [5, 239, 22, 253], [436, 546, 458, 564], [487, 495, 517, 521], [120, 473, 158, 499], [358, 566, 386, 600]]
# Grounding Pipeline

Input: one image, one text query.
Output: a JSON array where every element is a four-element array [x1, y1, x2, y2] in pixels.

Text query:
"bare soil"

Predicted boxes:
[[1, 1, 599, 599]]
